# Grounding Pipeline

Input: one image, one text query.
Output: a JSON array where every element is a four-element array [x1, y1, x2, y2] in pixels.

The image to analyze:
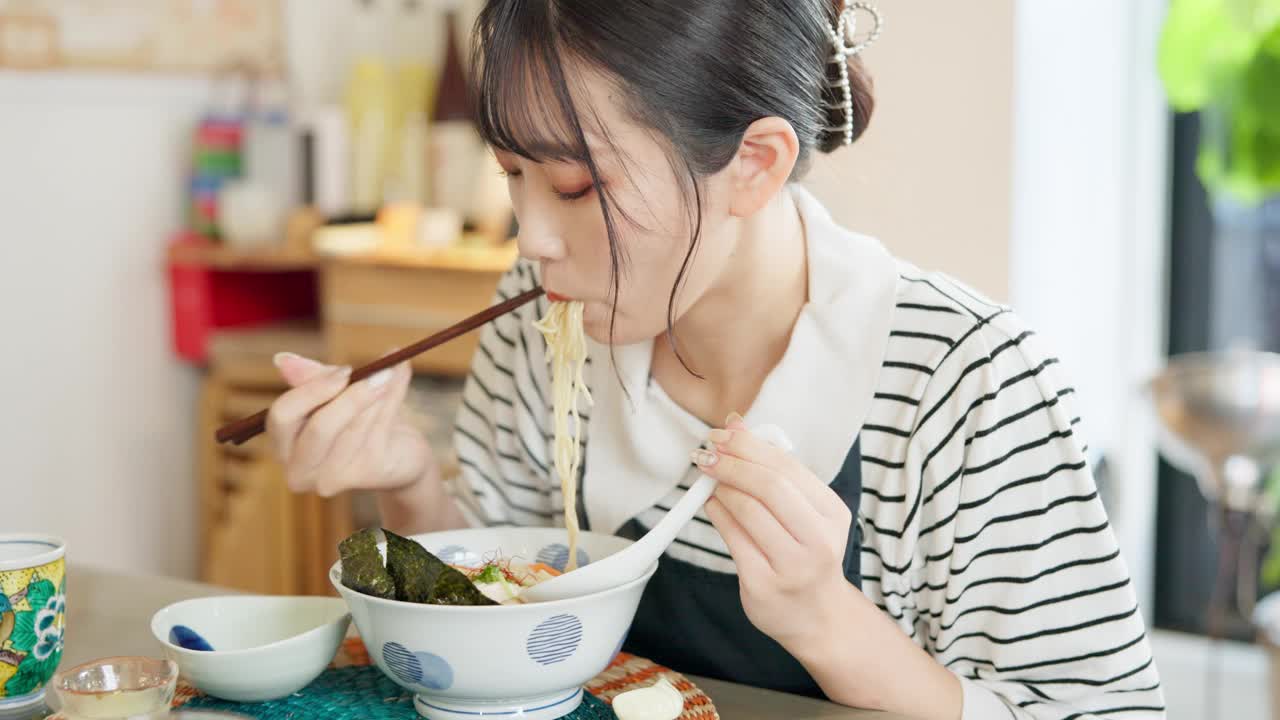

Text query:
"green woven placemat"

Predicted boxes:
[[180, 666, 617, 720]]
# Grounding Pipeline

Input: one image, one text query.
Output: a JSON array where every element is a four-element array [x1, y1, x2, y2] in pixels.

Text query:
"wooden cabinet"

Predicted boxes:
[[197, 327, 353, 596]]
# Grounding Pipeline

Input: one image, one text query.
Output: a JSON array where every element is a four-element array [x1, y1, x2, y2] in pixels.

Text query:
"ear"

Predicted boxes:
[[727, 117, 800, 218]]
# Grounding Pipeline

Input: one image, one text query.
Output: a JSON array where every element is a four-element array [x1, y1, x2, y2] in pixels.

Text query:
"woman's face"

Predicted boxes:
[[495, 70, 739, 346]]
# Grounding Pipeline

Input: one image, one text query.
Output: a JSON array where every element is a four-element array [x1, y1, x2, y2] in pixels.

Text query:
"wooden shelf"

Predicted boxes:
[[168, 240, 319, 271], [170, 236, 517, 274], [324, 239, 519, 274]]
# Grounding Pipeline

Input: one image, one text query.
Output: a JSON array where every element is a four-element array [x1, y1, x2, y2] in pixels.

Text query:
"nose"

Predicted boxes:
[[513, 206, 567, 263]]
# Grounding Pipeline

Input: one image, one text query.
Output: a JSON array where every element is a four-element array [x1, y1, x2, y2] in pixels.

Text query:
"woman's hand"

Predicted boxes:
[[693, 414, 962, 719], [692, 413, 854, 647], [266, 353, 433, 498]]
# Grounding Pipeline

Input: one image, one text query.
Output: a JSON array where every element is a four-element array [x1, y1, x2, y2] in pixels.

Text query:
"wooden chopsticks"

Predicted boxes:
[[215, 287, 545, 445]]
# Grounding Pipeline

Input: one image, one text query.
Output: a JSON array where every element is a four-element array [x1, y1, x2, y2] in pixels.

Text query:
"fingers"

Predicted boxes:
[[708, 421, 848, 524], [312, 394, 385, 497], [314, 363, 412, 496], [712, 484, 801, 571], [267, 365, 352, 462], [694, 447, 829, 549], [267, 346, 422, 497], [704, 495, 773, 580], [289, 368, 398, 485], [370, 361, 414, 439], [274, 352, 333, 388]]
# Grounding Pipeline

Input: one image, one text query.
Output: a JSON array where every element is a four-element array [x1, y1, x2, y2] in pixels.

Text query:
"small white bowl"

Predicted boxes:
[[332, 527, 658, 720], [150, 595, 350, 702]]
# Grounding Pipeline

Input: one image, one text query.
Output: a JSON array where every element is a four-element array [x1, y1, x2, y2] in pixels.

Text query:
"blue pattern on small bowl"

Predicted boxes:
[[526, 614, 583, 666], [382, 642, 454, 691], [169, 624, 214, 652], [535, 544, 590, 572]]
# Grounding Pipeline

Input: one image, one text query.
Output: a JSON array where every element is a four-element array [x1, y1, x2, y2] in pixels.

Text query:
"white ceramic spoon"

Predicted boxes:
[[520, 424, 793, 603]]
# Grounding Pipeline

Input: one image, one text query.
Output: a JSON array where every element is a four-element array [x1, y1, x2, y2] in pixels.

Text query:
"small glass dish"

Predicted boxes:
[[51, 656, 178, 719]]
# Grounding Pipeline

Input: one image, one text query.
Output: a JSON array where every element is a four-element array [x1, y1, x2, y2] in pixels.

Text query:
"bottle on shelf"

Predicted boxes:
[[345, 0, 396, 214], [386, 0, 438, 206], [428, 0, 484, 228]]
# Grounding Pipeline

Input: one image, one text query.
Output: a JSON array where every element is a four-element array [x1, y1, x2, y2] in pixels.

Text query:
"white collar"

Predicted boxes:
[[583, 185, 900, 535]]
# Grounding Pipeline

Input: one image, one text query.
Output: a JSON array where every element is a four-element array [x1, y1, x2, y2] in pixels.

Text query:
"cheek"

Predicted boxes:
[[580, 237, 705, 345], [571, 173, 732, 345]]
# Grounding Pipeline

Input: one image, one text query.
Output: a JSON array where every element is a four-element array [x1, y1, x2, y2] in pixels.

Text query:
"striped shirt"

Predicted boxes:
[[449, 188, 1165, 719]]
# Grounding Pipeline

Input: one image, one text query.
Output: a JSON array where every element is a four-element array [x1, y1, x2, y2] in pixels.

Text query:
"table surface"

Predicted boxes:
[[62, 565, 910, 720]]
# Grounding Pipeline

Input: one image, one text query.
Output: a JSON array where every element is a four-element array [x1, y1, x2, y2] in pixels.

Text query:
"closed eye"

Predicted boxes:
[[555, 185, 595, 202]]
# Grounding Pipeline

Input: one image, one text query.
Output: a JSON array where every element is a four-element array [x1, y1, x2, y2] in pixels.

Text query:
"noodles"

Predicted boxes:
[[533, 301, 593, 571]]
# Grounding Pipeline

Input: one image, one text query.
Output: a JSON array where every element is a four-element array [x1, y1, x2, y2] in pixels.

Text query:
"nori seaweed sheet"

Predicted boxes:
[[383, 529, 445, 603], [382, 530, 498, 606], [338, 528, 396, 599]]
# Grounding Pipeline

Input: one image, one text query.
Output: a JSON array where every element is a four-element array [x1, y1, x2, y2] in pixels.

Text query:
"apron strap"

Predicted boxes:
[[830, 437, 864, 588]]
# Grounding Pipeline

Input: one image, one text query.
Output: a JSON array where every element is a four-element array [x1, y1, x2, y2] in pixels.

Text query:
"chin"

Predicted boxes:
[[582, 313, 616, 344], [581, 306, 657, 347]]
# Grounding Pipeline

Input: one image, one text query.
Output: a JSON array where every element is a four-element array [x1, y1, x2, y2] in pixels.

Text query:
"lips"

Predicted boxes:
[[545, 291, 573, 303]]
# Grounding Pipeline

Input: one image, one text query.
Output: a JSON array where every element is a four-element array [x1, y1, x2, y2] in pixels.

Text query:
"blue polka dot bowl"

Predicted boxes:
[[330, 527, 657, 720], [149, 595, 351, 703]]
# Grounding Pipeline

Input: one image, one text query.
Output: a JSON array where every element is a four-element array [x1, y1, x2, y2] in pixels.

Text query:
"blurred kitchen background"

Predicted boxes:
[[1, 1, 1277, 717]]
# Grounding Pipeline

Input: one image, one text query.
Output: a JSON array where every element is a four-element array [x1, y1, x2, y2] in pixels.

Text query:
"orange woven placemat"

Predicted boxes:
[[171, 637, 719, 720]]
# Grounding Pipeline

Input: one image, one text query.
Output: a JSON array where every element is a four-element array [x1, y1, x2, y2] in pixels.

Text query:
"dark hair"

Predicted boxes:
[[470, 0, 875, 372]]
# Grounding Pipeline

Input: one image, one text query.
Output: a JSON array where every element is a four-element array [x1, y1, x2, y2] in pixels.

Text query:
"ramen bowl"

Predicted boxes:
[[331, 527, 657, 720]]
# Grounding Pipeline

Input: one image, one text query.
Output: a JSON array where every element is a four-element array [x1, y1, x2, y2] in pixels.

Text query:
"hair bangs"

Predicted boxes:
[[471, 2, 590, 164]]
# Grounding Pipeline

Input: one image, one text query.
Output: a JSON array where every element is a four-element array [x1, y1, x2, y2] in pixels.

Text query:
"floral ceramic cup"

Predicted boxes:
[[0, 535, 67, 716]]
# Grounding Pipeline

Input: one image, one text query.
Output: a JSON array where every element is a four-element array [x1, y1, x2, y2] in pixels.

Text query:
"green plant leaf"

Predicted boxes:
[[1246, 26, 1280, 125], [1263, 466, 1280, 591], [8, 612, 37, 654], [23, 580, 54, 614], [1264, 521, 1280, 591], [1194, 96, 1280, 204], [1158, 0, 1277, 110], [1160, 0, 1235, 109], [1255, 126, 1280, 187]]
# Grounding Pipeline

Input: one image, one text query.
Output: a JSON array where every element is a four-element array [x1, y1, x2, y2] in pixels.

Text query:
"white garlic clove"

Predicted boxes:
[[611, 678, 684, 720]]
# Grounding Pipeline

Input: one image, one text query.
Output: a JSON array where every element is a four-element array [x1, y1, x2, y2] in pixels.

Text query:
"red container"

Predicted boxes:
[[167, 235, 319, 364]]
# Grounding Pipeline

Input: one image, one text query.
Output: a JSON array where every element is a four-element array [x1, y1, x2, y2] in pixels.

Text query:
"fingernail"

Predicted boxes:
[[367, 368, 393, 390], [691, 449, 718, 467], [725, 412, 745, 426], [274, 352, 328, 372], [334, 366, 353, 381], [707, 428, 732, 445]]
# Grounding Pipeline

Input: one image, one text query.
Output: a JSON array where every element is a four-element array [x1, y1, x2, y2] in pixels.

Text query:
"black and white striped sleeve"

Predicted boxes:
[[448, 261, 558, 528], [907, 318, 1165, 719]]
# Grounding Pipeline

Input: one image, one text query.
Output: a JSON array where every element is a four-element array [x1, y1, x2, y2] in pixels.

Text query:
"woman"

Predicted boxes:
[[268, 2, 1165, 718]]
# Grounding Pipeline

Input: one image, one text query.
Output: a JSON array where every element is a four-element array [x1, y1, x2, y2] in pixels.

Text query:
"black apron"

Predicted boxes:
[[613, 438, 864, 699]]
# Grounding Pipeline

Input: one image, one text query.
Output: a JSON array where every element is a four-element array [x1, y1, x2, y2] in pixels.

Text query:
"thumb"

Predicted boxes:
[[273, 352, 333, 387]]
